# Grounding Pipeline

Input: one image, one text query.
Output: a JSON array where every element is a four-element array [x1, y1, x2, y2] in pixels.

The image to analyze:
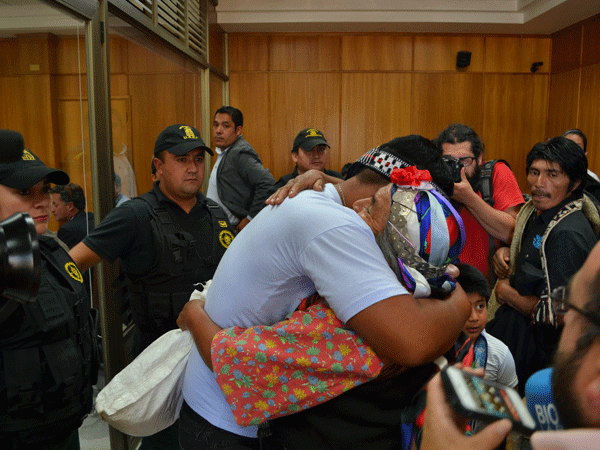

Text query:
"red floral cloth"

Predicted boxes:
[[211, 300, 384, 426]]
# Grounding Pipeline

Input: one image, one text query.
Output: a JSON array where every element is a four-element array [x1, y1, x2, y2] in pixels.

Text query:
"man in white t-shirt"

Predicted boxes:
[[178, 135, 471, 449]]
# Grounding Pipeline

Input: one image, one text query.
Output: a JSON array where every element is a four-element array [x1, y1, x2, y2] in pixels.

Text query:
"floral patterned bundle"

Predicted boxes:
[[211, 301, 384, 426]]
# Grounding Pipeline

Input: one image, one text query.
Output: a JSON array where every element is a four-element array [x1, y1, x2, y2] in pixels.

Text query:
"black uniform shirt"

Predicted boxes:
[[83, 182, 214, 276]]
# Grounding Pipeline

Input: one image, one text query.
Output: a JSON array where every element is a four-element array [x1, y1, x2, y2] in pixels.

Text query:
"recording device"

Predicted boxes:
[[0, 212, 40, 304], [441, 365, 536, 436], [443, 156, 464, 183], [525, 368, 563, 431]]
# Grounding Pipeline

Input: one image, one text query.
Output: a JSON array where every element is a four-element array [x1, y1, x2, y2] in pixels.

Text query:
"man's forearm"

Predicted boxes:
[[462, 193, 517, 243], [499, 282, 539, 316], [347, 288, 470, 367]]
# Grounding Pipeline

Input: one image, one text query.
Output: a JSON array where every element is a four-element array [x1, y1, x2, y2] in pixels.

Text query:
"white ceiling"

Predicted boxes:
[[215, 0, 600, 34], [0, 0, 599, 38]]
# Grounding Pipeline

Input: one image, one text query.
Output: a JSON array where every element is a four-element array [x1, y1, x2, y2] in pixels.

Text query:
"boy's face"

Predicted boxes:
[[463, 292, 488, 340]]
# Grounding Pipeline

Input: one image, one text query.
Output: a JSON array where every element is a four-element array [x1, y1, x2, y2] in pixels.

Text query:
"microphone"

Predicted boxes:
[[0, 129, 26, 163], [525, 368, 563, 431]]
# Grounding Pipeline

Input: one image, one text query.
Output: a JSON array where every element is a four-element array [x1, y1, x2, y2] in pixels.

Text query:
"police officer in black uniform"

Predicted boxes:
[[69, 124, 235, 450], [0, 130, 97, 450]]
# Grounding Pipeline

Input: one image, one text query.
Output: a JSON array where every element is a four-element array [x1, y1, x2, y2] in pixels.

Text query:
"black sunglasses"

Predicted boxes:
[[550, 285, 600, 329]]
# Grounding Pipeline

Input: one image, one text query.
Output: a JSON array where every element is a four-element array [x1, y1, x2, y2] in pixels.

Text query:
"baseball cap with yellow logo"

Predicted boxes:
[[154, 124, 213, 157], [0, 130, 69, 189], [292, 128, 330, 153]]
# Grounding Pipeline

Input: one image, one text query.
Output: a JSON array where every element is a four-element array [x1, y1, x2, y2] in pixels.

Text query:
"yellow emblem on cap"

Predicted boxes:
[[219, 230, 234, 249], [304, 129, 322, 138], [22, 150, 35, 161], [180, 125, 198, 140], [218, 220, 228, 228], [65, 262, 83, 283]]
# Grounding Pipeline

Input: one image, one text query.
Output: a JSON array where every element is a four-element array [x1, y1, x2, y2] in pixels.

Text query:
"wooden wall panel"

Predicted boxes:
[[340, 73, 411, 165], [268, 72, 342, 179], [547, 69, 580, 138], [582, 16, 600, 67], [228, 72, 272, 171], [341, 35, 412, 71], [413, 36, 484, 72], [485, 37, 551, 73], [56, 36, 86, 75], [209, 73, 225, 170], [551, 26, 582, 74], [269, 35, 341, 72], [482, 74, 549, 190], [0, 77, 25, 131], [21, 75, 57, 167], [411, 73, 484, 140], [578, 63, 600, 176], [0, 38, 18, 75], [126, 40, 186, 74], [209, 24, 226, 73], [16, 34, 57, 75], [229, 35, 269, 72], [128, 72, 201, 193]]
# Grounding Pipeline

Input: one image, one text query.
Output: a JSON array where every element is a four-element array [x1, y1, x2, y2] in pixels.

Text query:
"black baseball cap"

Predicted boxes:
[[0, 130, 69, 189], [154, 124, 213, 156], [293, 128, 330, 152]]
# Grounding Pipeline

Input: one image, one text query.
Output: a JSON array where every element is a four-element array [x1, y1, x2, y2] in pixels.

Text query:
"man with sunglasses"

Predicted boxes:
[[488, 136, 598, 393], [271, 128, 344, 192], [433, 124, 524, 281]]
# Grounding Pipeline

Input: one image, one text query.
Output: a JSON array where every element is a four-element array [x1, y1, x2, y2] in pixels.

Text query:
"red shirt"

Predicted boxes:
[[459, 162, 524, 278]]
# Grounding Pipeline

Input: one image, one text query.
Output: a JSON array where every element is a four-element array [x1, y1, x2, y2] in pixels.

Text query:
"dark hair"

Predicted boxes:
[[562, 129, 587, 153], [456, 263, 491, 303], [215, 106, 243, 128], [380, 135, 455, 197], [151, 157, 157, 174], [433, 123, 485, 159], [526, 136, 587, 195], [50, 183, 86, 210], [341, 162, 353, 179]]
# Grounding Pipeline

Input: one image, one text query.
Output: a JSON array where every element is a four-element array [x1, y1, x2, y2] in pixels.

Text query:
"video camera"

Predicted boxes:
[[0, 212, 40, 304]]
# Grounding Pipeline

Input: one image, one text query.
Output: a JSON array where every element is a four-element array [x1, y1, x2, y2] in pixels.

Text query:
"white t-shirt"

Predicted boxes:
[[182, 183, 408, 437], [482, 329, 519, 388]]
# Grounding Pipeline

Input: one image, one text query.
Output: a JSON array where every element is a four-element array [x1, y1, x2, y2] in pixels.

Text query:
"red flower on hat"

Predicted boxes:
[[390, 166, 433, 186]]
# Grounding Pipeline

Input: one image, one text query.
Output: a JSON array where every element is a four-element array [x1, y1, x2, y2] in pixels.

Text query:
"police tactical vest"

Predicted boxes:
[[125, 192, 233, 337], [0, 235, 95, 436]]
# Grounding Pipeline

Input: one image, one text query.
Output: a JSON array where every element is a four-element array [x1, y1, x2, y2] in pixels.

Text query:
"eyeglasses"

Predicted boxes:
[[457, 156, 476, 167], [550, 285, 600, 329]]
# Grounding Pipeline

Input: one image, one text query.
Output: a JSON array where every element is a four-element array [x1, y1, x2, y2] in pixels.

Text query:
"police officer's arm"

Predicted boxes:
[[346, 286, 471, 367], [453, 167, 521, 243], [69, 242, 104, 273]]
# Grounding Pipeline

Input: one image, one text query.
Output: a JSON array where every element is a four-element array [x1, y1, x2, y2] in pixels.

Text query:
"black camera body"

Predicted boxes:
[[443, 156, 464, 183], [0, 212, 40, 304]]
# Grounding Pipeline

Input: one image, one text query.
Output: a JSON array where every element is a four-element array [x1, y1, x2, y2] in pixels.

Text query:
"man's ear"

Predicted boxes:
[[291, 152, 299, 164], [569, 179, 582, 194], [235, 125, 243, 137], [153, 156, 163, 174]]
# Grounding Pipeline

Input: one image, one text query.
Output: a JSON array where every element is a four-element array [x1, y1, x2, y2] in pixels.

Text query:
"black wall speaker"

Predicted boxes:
[[456, 51, 472, 68]]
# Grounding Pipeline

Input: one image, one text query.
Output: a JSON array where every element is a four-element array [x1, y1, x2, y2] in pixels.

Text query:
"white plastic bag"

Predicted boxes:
[[95, 328, 193, 436]]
